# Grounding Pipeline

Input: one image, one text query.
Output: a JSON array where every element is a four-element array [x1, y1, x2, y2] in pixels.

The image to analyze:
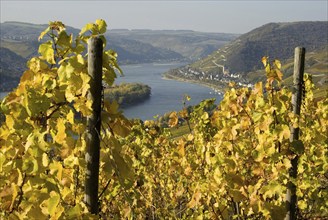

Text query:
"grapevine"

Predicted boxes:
[[0, 20, 327, 219]]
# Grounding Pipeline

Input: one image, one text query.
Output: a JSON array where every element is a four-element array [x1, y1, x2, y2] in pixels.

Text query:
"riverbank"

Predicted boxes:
[[162, 73, 227, 95]]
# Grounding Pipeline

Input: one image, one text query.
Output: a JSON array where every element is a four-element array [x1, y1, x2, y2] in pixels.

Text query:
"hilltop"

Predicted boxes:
[[109, 29, 239, 60], [165, 21, 328, 95]]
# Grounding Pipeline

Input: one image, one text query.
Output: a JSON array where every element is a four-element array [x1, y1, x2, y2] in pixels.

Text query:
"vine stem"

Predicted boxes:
[[9, 173, 27, 214], [98, 179, 111, 199]]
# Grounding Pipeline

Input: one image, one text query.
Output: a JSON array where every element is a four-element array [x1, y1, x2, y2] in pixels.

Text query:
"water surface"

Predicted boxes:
[[116, 62, 222, 120], [0, 62, 222, 120]]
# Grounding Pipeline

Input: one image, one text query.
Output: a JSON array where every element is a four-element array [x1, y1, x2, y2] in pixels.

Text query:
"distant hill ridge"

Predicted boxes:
[[0, 21, 236, 63], [188, 21, 327, 75], [0, 21, 237, 91]]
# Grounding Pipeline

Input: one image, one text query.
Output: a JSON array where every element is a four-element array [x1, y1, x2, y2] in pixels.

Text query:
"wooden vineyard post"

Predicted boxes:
[[85, 37, 103, 214], [285, 47, 305, 220]]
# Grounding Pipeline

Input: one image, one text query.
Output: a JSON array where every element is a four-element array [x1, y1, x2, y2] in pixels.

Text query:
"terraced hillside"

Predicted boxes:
[[165, 21, 327, 97]]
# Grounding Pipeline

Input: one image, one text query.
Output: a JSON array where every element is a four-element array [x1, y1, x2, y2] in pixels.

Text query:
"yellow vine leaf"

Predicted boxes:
[[265, 63, 271, 74], [5, 115, 15, 130], [22, 157, 39, 174], [261, 182, 283, 200], [55, 118, 67, 145], [274, 59, 281, 70], [229, 189, 246, 202], [187, 191, 201, 208], [38, 41, 56, 64], [57, 31, 72, 48], [42, 153, 49, 167], [67, 204, 82, 218], [27, 57, 49, 73], [15, 169, 23, 186], [10, 184, 19, 211], [38, 26, 51, 41], [58, 62, 74, 82], [276, 124, 291, 142], [48, 191, 60, 216], [66, 110, 75, 124], [252, 82, 263, 95], [168, 111, 178, 127], [110, 117, 131, 137], [79, 23, 96, 36], [27, 206, 48, 219], [177, 139, 186, 157], [228, 81, 236, 87], [95, 19, 107, 34], [298, 200, 308, 210], [261, 56, 268, 67], [0, 153, 5, 172], [276, 69, 283, 81], [49, 161, 63, 181], [74, 97, 92, 116], [112, 146, 135, 188], [104, 100, 119, 115], [103, 68, 116, 86], [49, 21, 66, 32]]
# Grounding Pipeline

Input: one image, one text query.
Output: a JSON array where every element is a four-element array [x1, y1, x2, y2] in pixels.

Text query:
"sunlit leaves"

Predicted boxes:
[[80, 23, 95, 36], [39, 41, 56, 64], [27, 57, 49, 73], [95, 19, 107, 34], [80, 19, 108, 42], [24, 86, 51, 117], [49, 21, 66, 32], [102, 49, 122, 86], [66, 204, 83, 219], [57, 31, 72, 48], [261, 56, 268, 67], [262, 56, 283, 85], [38, 26, 51, 41], [187, 190, 201, 208], [168, 111, 178, 127], [0, 19, 127, 218], [55, 118, 67, 145], [39, 191, 64, 218], [274, 59, 281, 69], [48, 191, 61, 216]]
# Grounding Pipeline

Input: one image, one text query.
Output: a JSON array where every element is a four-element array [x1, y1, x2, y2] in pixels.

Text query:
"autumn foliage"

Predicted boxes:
[[0, 20, 327, 219]]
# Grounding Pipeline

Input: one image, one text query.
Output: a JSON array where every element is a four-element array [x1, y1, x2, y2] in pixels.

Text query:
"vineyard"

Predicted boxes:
[[0, 20, 327, 219]]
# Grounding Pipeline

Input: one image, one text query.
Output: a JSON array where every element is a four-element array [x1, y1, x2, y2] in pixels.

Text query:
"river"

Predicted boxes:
[[0, 62, 222, 120], [116, 62, 222, 120]]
